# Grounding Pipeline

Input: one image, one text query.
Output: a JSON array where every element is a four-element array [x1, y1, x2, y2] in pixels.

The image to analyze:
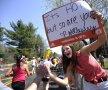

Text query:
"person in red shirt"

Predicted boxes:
[[6, 55, 30, 90], [44, 11, 108, 90]]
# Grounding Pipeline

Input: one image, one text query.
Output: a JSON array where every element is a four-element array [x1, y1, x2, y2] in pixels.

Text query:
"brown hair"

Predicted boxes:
[[14, 55, 25, 67], [62, 45, 78, 74]]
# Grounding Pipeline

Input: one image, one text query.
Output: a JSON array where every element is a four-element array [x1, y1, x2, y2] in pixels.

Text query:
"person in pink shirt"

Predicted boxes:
[[43, 11, 108, 90], [5, 55, 30, 90]]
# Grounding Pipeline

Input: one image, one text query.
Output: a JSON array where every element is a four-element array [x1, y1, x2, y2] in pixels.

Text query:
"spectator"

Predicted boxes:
[[31, 57, 37, 75], [43, 10, 108, 90], [99, 54, 105, 68]]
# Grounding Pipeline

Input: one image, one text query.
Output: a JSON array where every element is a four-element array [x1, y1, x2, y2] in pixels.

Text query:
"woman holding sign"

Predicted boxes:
[[43, 11, 108, 90], [26, 9, 108, 90]]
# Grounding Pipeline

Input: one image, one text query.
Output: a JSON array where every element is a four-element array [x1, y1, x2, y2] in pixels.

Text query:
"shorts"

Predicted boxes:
[[31, 65, 35, 67], [42, 77, 50, 82], [12, 81, 25, 90]]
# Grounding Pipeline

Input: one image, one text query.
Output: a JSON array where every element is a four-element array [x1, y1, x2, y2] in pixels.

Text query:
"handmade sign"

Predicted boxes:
[[42, 1, 104, 48]]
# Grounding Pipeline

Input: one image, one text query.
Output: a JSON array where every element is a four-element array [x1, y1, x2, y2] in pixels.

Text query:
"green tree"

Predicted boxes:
[[35, 34, 47, 57], [0, 24, 4, 42], [0, 43, 6, 58], [4, 20, 37, 57]]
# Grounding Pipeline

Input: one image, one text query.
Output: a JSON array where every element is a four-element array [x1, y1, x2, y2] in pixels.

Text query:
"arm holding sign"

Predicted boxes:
[[81, 10, 107, 55]]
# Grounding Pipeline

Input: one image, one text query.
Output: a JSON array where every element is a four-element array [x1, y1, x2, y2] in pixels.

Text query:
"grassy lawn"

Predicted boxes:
[[97, 58, 108, 69], [104, 58, 108, 69]]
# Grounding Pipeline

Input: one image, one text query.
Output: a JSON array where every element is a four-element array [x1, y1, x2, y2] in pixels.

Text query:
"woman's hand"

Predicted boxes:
[[90, 10, 101, 19]]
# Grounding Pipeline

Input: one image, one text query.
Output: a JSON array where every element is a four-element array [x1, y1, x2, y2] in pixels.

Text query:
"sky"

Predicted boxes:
[[0, 0, 62, 55]]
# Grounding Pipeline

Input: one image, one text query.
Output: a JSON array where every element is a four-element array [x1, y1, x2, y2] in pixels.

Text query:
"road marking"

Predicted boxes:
[[4, 80, 12, 86], [1, 77, 12, 80]]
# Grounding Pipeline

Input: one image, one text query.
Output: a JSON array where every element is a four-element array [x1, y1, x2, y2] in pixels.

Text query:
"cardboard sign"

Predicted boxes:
[[42, 1, 104, 48]]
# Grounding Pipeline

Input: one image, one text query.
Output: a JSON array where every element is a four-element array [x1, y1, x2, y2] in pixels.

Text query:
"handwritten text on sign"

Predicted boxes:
[[42, 1, 101, 48]]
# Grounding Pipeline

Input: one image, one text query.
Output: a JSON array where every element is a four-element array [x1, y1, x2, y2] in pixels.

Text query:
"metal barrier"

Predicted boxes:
[[73, 73, 84, 90]]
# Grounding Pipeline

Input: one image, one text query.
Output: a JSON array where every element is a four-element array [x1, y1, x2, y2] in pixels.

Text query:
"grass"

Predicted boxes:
[[97, 58, 108, 68], [104, 58, 108, 69]]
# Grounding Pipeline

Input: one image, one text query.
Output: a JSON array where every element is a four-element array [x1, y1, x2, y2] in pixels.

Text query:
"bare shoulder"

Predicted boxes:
[[80, 45, 90, 56], [24, 64, 27, 67]]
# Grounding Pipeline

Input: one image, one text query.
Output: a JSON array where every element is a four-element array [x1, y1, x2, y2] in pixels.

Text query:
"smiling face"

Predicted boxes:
[[62, 46, 72, 58]]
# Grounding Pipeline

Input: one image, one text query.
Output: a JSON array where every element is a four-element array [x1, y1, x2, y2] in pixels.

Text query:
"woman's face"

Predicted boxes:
[[62, 46, 72, 58]]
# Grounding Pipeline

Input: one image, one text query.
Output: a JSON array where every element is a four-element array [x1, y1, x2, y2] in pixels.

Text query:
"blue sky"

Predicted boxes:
[[0, 0, 48, 39], [0, 0, 62, 54]]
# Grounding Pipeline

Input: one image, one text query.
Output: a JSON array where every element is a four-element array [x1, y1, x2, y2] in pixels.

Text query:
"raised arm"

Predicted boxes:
[[81, 11, 107, 55]]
